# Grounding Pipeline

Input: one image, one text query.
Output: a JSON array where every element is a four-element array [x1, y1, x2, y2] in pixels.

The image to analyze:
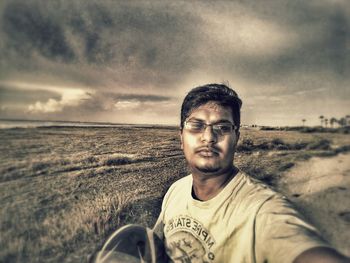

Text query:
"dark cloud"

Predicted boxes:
[[2, 1, 75, 62], [206, 1, 349, 84], [0, 84, 61, 104], [0, 0, 200, 89], [116, 94, 171, 102], [327, 7, 348, 75], [2, 0, 348, 89]]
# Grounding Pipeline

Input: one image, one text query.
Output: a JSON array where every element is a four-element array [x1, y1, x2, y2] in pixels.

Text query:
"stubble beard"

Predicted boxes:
[[190, 152, 236, 176], [195, 165, 221, 174], [191, 158, 234, 176]]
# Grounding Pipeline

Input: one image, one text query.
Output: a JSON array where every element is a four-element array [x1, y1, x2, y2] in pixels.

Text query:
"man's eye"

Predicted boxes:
[[190, 122, 205, 130], [215, 124, 232, 133]]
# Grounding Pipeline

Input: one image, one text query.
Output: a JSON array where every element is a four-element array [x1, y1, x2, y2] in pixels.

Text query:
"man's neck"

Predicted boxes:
[[191, 166, 238, 201]]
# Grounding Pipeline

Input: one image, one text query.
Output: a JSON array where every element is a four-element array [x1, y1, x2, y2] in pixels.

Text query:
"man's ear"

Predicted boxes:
[[234, 131, 240, 145], [179, 130, 184, 149]]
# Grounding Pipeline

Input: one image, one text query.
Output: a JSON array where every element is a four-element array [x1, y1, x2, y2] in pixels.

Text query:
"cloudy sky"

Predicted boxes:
[[0, 0, 349, 126]]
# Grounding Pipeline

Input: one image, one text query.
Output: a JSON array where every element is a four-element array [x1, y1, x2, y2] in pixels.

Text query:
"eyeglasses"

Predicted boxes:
[[184, 120, 237, 136]]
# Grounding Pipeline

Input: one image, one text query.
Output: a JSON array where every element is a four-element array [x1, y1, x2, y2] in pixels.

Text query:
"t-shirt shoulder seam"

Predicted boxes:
[[241, 172, 278, 198], [162, 174, 191, 211]]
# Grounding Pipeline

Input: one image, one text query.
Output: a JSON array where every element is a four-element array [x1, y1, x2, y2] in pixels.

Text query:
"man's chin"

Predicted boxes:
[[194, 165, 221, 174]]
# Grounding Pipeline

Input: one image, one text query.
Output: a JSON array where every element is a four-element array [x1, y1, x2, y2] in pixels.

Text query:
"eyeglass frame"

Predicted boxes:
[[183, 120, 239, 135]]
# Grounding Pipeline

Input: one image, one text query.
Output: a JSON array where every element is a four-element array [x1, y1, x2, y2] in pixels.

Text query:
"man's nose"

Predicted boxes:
[[201, 125, 217, 143]]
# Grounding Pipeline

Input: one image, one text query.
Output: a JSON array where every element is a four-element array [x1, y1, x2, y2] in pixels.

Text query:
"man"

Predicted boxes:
[[95, 84, 349, 263], [153, 83, 349, 262]]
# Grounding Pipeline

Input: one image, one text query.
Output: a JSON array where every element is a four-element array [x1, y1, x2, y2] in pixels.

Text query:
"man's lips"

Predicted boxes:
[[195, 147, 220, 157]]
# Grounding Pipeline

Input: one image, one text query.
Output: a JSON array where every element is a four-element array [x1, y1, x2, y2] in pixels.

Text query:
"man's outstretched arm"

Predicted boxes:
[[293, 247, 350, 263]]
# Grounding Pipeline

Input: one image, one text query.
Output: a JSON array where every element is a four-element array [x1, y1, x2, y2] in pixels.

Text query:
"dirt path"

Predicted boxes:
[[278, 153, 350, 257]]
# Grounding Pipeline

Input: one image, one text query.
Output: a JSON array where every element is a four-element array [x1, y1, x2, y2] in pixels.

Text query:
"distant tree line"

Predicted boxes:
[[315, 115, 350, 128]]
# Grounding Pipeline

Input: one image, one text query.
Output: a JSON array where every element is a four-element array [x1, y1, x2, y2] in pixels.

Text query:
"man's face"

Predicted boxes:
[[180, 102, 239, 175]]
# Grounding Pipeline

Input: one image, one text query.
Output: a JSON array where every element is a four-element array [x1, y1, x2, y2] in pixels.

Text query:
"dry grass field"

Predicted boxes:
[[0, 126, 349, 262]]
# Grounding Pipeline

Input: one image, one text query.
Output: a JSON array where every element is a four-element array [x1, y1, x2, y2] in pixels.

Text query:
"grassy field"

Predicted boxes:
[[0, 126, 349, 262]]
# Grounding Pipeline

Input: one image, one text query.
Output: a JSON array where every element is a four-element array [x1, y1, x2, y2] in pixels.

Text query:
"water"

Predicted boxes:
[[0, 119, 127, 129]]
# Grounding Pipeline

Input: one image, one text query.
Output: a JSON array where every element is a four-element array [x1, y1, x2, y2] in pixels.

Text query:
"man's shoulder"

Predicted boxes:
[[172, 174, 192, 186], [160, 175, 191, 212], [238, 172, 277, 196], [236, 172, 286, 209], [238, 172, 300, 217], [163, 174, 191, 197]]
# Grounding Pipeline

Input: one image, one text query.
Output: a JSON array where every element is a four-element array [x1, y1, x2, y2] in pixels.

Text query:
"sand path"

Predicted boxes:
[[278, 153, 350, 257]]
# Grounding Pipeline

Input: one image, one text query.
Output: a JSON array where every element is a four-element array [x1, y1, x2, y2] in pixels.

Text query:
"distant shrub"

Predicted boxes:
[[307, 139, 331, 150], [238, 138, 292, 151], [105, 157, 132, 166], [63, 166, 82, 172], [83, 156, 98, 164], [271, 138, 284, 145], [290, 142, 308, 150], [31, 162, 50, 172], [338, 126, 350, 134], [58, 159, 71, 166], [276, 144, 290, 150], [298, 126, 350, 134], [257, 141, 272, 150], [315, 151, 337, 157], [237, 139, 254, 152], [257, 125, 350, 134], [260, 126, 279, 131], [278, 162, 295, 171], [238, 136, 335, 153], [299, 127, 318, 133], [335, 145, 350, 153]]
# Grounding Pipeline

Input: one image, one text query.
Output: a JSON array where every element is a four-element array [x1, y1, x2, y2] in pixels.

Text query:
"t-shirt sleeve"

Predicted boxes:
[[153, 213, 165, 241], [152, 183, 177, 241], [255, 195, 332, 263]]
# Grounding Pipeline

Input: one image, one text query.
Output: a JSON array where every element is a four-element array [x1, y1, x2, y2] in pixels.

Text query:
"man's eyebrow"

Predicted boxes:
[[187, 117, 204, 122], [214, 119, 233, 124], [187, 117, 233, 124]]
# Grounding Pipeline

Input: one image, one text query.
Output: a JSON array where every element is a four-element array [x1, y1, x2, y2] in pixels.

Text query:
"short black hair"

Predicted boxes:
[[180, 83, 242, 130]]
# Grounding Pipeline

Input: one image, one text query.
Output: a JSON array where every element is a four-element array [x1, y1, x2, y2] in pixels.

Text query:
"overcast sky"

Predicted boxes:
[[0, 0, 349, 126]]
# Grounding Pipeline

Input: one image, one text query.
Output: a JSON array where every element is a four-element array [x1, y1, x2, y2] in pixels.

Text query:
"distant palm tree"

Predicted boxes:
[[319, 115, 324, 127], [330, 117, 337, 128], [302, 119, 306, 126], [346, 115, 350, 126], [339, 117, 347, 127], [324, 118, 328, 127]]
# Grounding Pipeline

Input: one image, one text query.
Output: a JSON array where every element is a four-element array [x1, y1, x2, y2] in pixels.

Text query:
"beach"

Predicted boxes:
[[278, 153, 350, 256]]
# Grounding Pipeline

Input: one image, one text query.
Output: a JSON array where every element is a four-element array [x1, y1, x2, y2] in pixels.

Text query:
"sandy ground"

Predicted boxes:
[[278, 153, 350, 257]]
